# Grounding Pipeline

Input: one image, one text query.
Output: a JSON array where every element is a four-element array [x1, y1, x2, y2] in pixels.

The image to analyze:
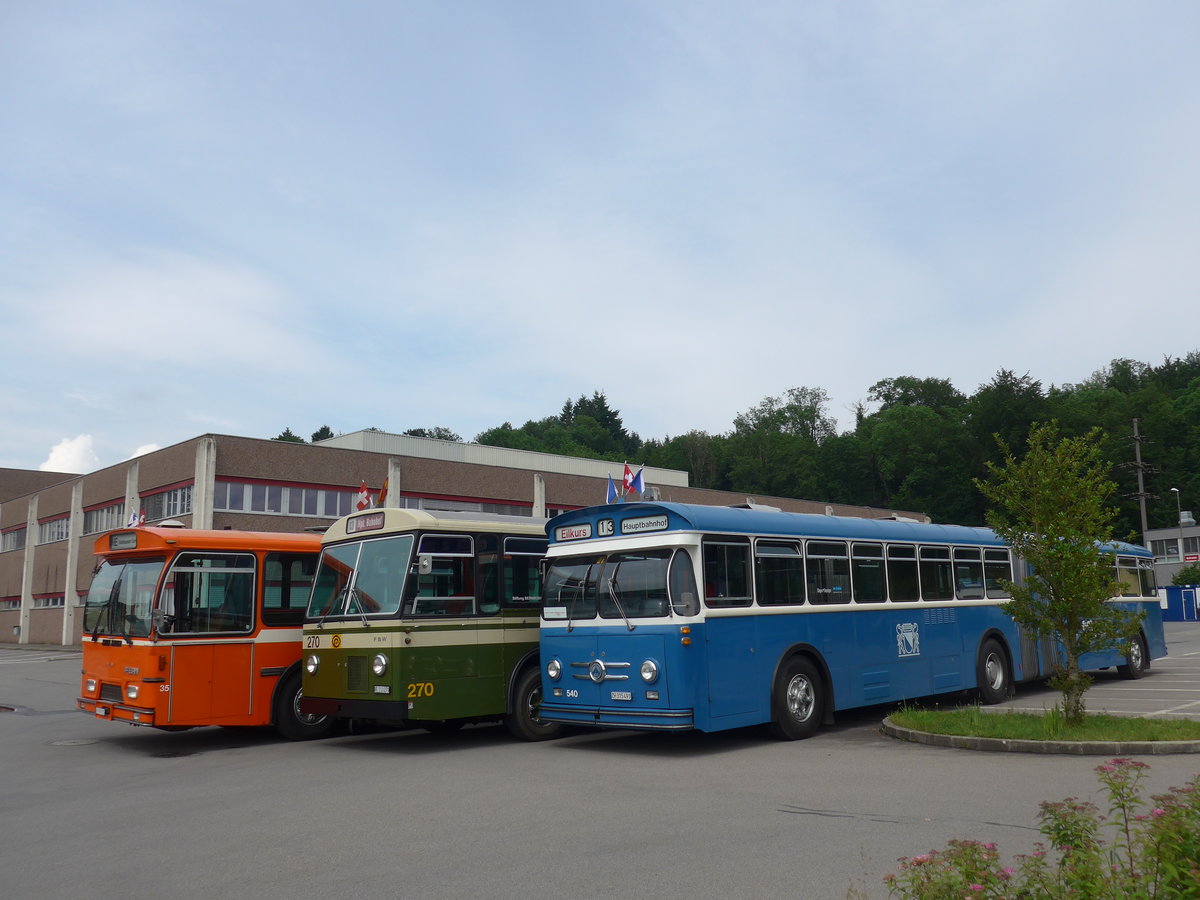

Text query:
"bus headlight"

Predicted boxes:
[[371, 654, 388, 677], [126, 684, 140, 700], [640, 660, 659, 684], [85, 678, 97, 693], [305, 654, 319, 675], [546, 658, 562, 681]]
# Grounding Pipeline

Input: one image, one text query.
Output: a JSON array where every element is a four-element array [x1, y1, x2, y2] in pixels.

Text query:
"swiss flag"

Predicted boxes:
[[355, 481, 371, 511]]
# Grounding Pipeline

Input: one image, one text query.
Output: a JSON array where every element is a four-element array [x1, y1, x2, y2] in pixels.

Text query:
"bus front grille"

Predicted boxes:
[[99, 683, 122, 702], [347, 656, 368, 692]]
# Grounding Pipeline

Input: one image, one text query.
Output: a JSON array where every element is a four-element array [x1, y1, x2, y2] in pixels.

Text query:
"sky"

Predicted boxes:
[[2, 2, 1198, 474]]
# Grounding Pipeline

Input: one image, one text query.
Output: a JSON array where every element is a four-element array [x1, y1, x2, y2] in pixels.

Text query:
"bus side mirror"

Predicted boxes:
[[418, 555, 433, 576]]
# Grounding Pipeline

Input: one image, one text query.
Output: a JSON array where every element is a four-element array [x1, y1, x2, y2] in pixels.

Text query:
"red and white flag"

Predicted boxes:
[[355, 481, 371, 511]]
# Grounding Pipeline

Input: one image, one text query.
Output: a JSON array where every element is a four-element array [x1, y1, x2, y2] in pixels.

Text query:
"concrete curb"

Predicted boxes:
[[881, 716, 1200, 755]]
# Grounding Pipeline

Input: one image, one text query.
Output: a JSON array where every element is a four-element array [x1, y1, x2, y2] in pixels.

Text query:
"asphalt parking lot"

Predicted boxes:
[[1, 623, 1198, 900], [991, 620, 1200, 720]]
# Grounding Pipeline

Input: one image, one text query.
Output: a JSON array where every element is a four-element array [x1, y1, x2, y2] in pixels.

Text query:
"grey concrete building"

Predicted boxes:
[[0, 429, 926, 647], [1145, 494, 1199, 586]]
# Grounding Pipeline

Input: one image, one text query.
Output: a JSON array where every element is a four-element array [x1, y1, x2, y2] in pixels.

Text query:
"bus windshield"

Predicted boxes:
[[307, 534, 415, 619], [544, 549, 697, 620], [82, 558, 164, 639]]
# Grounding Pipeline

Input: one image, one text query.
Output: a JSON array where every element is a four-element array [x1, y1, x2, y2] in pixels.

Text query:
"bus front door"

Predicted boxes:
[[168, 641, 254, 724]]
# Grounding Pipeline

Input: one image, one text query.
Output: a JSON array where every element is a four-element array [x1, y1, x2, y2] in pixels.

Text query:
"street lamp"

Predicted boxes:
[[1170, 487, 1183, 561]]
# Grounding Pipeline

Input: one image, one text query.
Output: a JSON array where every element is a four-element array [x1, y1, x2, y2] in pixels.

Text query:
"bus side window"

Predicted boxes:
[[501, 537, 547, 609], [754, 540, 805, 606], [477, 538, 500, 614], [886, 545, 919, 602], [953, 548, 985, 600], [412, 557, 475, 616], [851, 543, 886, 603], [806, 541, 850, 605], [919, 547, 954, 601], [262, 553, 317, 627], [1116, 557, 1141, 597], [669, 549, 700, 616], [983, 550, 1012, 599], [702, 539, 752, 608], [1137, 560, 1157, 597]]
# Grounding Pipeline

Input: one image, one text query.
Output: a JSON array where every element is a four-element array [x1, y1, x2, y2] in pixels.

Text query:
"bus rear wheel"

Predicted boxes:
[[505, 666, 563, 742], [769, 657, 824, 740], [274, 671, 336, 741], [976, 639, 1010, 705], [1119, 634, 1149, 679]]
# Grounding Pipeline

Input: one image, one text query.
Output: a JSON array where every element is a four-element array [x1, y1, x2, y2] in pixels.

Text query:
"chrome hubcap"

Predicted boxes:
[[985, 653, 1004, 691], [785, 674, 815, 722]]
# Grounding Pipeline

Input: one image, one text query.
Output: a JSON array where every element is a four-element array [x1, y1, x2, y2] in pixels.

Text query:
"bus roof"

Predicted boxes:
[[548, 502, 1003, 546], [93, 527, 323, 557], [547, 503, 1155, 558], [322, 507, 548, 545]]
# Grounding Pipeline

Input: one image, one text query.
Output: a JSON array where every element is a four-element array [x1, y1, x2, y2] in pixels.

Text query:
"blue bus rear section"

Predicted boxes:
[[538, 502, 1166, 737]]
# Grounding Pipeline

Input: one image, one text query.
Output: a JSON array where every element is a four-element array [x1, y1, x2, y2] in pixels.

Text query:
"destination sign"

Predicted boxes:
[[555, 523, 592, 542], [346, 512, 386, 534], [109, 532, 138, 550], [620, 515, 669, 535]]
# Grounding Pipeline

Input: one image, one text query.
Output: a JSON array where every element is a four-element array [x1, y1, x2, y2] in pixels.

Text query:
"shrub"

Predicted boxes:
[[884, 758, 1200, 898]]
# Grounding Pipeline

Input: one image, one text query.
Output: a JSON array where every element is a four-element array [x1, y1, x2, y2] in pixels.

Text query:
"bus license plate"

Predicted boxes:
[[95, 706, 110, 717], [609, 691, 632, 701]]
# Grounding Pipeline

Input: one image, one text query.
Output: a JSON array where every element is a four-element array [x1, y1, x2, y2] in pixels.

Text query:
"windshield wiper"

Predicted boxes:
[[350, 587, 371, 628], [607, 563, 635, 632], [314, 585, 347, 630], [565, 564, 595, 633]]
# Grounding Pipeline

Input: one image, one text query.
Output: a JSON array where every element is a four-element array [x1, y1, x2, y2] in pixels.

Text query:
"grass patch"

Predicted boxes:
[[889, 703, 1200, 742]]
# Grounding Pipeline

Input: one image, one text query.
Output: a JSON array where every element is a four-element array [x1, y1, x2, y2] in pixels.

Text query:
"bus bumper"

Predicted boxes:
[[77, 697, 157, 726], [539, 702, 694, 731], [300, 696, 409, 722]]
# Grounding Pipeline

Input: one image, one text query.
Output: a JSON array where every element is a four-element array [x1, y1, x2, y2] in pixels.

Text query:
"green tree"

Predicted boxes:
[[1173, 562, 1200, 586], [403, 427, 463, 442], [726, 387, 835, 499], [274, 428, 304, 443], [475, 391, 641, 462], [976, 422, 1143, 724], [311, 425, 335, 442]]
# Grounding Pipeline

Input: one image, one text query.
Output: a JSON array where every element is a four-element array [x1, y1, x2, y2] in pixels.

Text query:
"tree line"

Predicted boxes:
[[277, 352, 1200, 537]]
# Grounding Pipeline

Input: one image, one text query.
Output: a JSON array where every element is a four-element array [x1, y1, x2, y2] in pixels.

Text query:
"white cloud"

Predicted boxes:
[[40, 435, 100, 474], [128, 444, 160, 459]]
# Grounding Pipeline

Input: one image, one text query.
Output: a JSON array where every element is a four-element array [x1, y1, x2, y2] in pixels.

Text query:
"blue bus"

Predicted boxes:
[[538, 502, 1165, 739]]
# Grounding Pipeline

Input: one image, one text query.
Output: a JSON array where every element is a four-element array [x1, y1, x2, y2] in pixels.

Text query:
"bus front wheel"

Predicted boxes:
[[274, 671, 337, 741], [505, 666, 563, 742], [1119, 634, 1149, 679], [769, 657, 824, 740], [976, 639, 1010, 705]]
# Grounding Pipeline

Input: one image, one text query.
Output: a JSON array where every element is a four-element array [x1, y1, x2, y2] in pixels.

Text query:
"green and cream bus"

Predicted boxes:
[[299, 507, 562, 741]]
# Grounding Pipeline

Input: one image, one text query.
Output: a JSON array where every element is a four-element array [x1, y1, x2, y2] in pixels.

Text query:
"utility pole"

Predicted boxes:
[[1126, 418, 1155, 544]]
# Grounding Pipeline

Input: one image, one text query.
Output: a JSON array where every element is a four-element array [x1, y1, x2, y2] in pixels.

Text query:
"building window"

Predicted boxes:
[[33, 595, 65, 608], [2, 528, 27, 552], [210, 480, 540, 521], [83, 503, 124, 535], [38, 518, 70, 544], [0, 597, 19, 610], [142, 486, 193, 522], [214, 480, 355, 519]]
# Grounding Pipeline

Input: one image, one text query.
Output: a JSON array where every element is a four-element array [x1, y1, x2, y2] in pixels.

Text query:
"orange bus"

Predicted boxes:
[[77, 525, 333, 740]]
